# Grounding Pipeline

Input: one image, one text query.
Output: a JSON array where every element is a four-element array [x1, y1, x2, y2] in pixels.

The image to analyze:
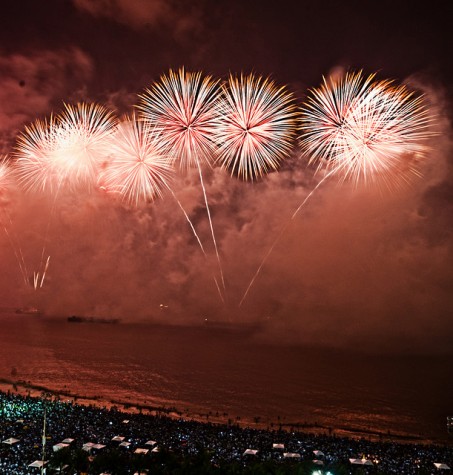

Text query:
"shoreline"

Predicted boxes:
[[1, 377, 448, 448]]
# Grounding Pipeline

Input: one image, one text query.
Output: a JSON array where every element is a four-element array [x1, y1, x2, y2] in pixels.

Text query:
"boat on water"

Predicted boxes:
[[67, 316, 120, 324], [15, 307, 42, 315]]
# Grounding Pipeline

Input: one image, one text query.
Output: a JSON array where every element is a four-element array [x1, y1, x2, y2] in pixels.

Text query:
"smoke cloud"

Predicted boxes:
[[0, 47, 451, 354]]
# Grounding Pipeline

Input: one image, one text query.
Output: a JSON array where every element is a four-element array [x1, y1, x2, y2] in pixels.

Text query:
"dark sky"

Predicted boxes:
[[0, 0, 452, 353]]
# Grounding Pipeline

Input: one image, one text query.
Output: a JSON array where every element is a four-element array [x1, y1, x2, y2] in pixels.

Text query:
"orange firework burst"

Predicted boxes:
[[299, 71, 432, 188], [214, 74, 298, 181]]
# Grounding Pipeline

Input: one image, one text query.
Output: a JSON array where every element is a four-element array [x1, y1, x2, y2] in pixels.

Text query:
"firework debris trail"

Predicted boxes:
[[0, 158, 31, 287], [14, 102, 118, 290], [0, 211, 30, 286], [239, 169, 336, 307], [98, 114, 225, 303]]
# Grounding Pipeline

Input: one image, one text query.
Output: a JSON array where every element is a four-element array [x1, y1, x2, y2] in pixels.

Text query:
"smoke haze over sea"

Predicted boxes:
[[0, 314, 452, 443]]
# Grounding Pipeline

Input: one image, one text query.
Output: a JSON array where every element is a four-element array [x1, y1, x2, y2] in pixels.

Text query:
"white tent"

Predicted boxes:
[[145, 440, 157, 446], [135, 448, 149, 454], [151, 446, 160, 453], [283, 452, 301, 458], [54, 464, 70, 472], [82, 442, 95, 452], [122, 419, 130, 424], [93, 443, 106, 450], [349, 458, 373, 466], [53, 442, 69, 452], [62, 438, 74, 444], [112, 436, 125, 442], [119, 441, 131, 448], [272, 443, 285, 449], [243, 449, 258, 455], [2, 438, 20, 445], [312, 459, 324, 465], [313, 450, 325, 457], [28, 460, 48, 468], [434, 463, 451, 470]]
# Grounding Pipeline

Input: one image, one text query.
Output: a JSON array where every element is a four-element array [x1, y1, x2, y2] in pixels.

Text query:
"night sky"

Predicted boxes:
[[0, 0, 452, 353]]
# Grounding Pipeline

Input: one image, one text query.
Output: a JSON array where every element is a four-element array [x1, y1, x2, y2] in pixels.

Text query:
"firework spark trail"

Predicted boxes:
[[15, 103, 117, 289], [215, 74, 298, 181], [138, 68, 227, 297], [239, 169, 336, 307], [1, 221, 29, 286], [39, 255, 50, 288], [99, 115, 224, 302], [0, 157, 30, 285], [5, 212, 30, 286], [195, 158, 226, 295], [167, 187, 225, 303], [1, 217, 29, 287], [240, 71, 432, 306], [168, 188, 225, 303], [168, 189, 206, 256], [15, 118, 60, 287]]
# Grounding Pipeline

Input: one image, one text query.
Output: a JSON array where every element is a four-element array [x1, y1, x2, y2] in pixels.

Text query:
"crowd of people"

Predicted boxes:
[[1, 390, 452, 474]]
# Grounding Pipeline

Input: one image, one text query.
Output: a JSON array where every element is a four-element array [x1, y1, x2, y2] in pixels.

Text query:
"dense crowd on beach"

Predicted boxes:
[[0, 390, 452, 474]]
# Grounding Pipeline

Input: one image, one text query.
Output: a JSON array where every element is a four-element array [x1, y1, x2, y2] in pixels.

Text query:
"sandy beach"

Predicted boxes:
[[0, 377, 439, 447]]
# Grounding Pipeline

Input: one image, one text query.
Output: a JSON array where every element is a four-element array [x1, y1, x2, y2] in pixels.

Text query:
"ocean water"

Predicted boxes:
[[0, 313, 451, 443]]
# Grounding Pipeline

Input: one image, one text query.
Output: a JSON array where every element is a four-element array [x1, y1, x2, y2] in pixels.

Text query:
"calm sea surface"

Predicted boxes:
[[0, 313, 451, 443]]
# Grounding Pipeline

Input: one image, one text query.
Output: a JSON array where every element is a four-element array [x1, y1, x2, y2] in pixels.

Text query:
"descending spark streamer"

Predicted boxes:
[[137, 68, 221, 167], [99, 116, 174, 206], [99, 116, 224, 302], [299, 71, 431, 188], [138, 68, 226, 296], [215, 74, 298, 180], [240, 71, 432, 306], [15, 103, 116, 289], [239, 169, 336, 307], [0, 157, 30, 286]]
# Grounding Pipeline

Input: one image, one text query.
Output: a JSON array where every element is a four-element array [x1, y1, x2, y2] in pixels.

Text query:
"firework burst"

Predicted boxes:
[[215, 74, 298, 181], [137, 68, 221, 168], [99, 115, 174, 206], [51, 102, 117, 189], [15, 103, 117, 193], [15, 116, 59, 193], [0, 156, 12, 192], [299, 71, 432, 188]]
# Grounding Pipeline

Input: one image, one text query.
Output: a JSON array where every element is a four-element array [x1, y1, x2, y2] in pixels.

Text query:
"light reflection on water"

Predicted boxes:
[[0, 315, 451, 442]]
